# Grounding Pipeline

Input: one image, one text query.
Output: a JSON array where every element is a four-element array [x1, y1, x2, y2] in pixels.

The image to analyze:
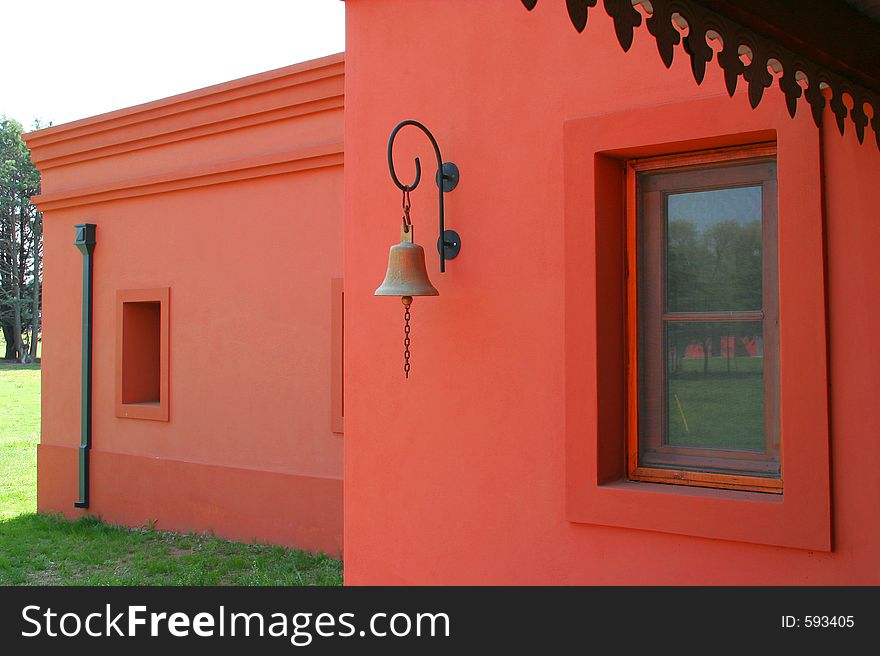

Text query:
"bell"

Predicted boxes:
[[374, 226, 439, 297]]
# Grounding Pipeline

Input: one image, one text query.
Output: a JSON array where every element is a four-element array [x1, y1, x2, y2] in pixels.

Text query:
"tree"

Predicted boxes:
[[0, 117, 42, 362], [667, 217, 762, 374]]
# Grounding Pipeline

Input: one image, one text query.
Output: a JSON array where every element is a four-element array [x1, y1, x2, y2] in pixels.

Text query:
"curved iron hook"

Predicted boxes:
[[388, 119, 440, 191], [387, 120, 458, 272]]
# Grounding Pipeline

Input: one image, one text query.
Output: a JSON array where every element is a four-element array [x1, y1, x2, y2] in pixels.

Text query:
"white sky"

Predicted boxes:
[[0, 0, 345, 129]]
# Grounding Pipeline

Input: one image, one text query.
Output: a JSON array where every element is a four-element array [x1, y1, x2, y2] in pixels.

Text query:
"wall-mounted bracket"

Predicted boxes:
[[387, 120, 462, 273]]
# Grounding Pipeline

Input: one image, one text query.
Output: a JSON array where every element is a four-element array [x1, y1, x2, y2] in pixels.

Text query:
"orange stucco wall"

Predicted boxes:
[[26, 54, 345, 556], [343, 1, 880, 583]]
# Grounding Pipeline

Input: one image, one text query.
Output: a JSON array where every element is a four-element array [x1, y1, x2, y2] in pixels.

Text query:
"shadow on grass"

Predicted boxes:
[[0, 513, 343, 586], [0, 360, 40, 371]]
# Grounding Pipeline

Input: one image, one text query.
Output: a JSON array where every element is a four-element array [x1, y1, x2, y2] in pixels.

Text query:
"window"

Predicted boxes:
[[331, 277, 344, 434], [627, 146, 780, 493], [116, 288, 169, 421], [563, 95, 830, 550]]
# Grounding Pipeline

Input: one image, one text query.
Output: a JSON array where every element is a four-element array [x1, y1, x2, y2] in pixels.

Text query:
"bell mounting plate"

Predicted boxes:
[[435, 162, 460, 192], [437, 229, 461, 259]]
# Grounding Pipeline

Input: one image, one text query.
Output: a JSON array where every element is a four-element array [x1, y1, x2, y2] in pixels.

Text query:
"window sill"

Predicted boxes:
[[567, 477, 818, 550], [600, 479, 783, 503], [117, 401, 167, 422]]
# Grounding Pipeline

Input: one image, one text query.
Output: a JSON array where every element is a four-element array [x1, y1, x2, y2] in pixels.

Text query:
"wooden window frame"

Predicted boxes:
[[116, 288, 170, 421], [626, 145, 782, 494]]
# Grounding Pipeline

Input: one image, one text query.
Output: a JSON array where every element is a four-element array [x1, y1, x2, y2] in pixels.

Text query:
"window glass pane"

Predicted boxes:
[[635, 160, 780, 485], [666, 186, 762, 312], [665, 321, 765, 452]]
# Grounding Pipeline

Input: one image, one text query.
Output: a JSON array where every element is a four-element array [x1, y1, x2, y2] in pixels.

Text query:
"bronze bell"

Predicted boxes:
[[374, 226, 439, 298]]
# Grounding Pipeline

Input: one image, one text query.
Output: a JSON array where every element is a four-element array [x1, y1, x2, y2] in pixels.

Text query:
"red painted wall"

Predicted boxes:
[[343, 1, 880, 583], [26, 54, 345, 556]]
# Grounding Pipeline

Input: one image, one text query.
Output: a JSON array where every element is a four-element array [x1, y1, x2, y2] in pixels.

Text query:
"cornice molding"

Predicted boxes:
[[31, 141, 343, 212], [24, 53, 344, 168]]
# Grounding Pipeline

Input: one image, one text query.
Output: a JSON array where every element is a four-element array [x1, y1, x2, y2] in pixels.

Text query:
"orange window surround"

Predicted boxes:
[[116, 288, 170, 421], [563, 95, 830, 550]]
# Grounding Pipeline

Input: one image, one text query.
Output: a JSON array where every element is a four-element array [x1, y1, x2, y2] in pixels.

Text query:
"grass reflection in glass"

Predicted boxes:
[[665, 322, 765, 452], [667, 358, 764, 451]]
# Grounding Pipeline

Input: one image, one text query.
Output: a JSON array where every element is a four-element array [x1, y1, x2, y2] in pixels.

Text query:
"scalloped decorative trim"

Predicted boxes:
[[521, 0, 879, 148]]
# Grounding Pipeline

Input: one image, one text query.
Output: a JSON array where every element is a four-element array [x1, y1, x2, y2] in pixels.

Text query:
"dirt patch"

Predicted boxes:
[[26, 563, 62, 586]]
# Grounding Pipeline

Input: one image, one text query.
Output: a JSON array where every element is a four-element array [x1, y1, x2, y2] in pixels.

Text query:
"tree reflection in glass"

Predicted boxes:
[[666, 186, 762, 313]]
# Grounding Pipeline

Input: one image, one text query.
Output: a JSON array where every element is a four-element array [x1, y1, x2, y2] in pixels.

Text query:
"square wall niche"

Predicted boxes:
[[116, 288, 169, 421]]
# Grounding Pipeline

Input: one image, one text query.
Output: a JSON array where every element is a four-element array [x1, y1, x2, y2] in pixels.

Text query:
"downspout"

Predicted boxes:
[[73, 223, 96, 509]]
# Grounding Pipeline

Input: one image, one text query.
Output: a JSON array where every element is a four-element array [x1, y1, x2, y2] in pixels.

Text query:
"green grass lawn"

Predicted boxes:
[[0, 360, 343, 586], [0, 361, 41, 519], [667, 356, 765, 450]]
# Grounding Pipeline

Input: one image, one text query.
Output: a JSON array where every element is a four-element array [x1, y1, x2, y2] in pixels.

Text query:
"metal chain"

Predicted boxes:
[[400, 186, 413, 378], [401, 188, 412, 232], [403, 304, 411, 378]]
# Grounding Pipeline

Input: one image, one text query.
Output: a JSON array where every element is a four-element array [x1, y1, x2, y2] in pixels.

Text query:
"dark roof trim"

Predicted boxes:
[[521, 0, 880, 148]]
